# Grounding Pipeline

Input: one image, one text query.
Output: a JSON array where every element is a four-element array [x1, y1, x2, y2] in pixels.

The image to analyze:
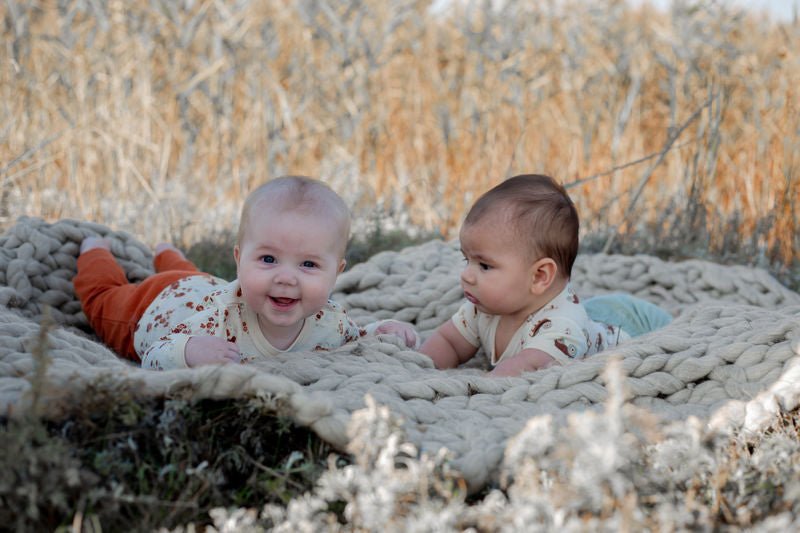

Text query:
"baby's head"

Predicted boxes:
[[234, 176, 351, 345], [463, 174, 579, 280]]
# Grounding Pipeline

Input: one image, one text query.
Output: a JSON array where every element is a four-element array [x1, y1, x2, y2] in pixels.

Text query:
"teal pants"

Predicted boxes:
[[584, 293, 672, 337]]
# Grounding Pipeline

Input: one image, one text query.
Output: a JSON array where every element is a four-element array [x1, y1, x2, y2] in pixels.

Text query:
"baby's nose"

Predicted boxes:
[[274, 267, 298, 285], [460, 266, 474, 284]]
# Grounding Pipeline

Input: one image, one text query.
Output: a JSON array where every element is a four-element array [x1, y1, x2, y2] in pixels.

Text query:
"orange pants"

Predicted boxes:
[[73, 248, 204, 363]]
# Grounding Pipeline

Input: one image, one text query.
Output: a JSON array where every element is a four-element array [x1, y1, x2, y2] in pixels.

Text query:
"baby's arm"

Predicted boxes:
[[488, 348, 557, 377], [419, 320, 478, 369], [140, 305, 241, 369]]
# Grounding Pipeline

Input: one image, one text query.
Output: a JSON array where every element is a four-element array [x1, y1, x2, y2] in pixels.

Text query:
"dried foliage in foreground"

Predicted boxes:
[[3, 357, 800, 531], [0, 393, 340, 532], [1, 0, 798, 270]]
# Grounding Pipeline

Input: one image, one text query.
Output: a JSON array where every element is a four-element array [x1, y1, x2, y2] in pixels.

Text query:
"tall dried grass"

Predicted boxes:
[[1, 0, 798, 267]]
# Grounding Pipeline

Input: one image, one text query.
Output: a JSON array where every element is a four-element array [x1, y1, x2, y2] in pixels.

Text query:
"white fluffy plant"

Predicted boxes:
[[468, 357, 646, 530], [466, 356, 717, 531], [262, 395, 468, 532], [254, 357, 717, 532]]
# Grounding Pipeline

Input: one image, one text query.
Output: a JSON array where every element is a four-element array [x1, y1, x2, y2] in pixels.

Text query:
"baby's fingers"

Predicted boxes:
[[406, 329, 421, 349], [222, 344, 241, 363], [390, 325, 417, 348]]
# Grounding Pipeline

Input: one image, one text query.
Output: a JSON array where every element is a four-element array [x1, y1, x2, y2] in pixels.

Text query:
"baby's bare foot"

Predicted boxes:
[[154, 242, 186, 259], [80, 237, 112, 254]]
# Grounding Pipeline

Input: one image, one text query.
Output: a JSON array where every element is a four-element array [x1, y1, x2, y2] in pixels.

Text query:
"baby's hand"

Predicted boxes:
[[374, 320, 420, 349], [184, 336, 241, 367]]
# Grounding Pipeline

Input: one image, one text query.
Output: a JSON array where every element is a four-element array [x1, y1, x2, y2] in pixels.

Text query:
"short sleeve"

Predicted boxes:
[[450, 301, 481, 348], [520, 315, 590, 366]]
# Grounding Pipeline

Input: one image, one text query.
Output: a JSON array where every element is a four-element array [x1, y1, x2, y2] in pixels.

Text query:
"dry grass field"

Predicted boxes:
[[3, 0, 800, 530], [2, 0, 798, 273]]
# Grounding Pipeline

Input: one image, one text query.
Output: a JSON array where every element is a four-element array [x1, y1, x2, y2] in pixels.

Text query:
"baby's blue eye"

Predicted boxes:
[[261, 255, 275, 264], [302, 260, 317, 268]]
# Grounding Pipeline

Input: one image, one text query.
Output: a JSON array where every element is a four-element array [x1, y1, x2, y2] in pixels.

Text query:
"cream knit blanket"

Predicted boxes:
[[2, 216, 799, 491]]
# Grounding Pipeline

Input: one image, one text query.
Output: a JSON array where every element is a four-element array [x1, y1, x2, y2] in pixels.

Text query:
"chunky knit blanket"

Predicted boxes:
[[2, 216, 799, 491]]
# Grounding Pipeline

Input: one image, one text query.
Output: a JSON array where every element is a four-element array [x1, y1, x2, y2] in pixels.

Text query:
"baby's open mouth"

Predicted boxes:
[[270, 296, 298, 307]]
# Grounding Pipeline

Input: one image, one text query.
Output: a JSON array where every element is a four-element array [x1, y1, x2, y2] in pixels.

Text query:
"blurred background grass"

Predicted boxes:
[[2, 0, 798, 287], [2, 2, 800, 529]]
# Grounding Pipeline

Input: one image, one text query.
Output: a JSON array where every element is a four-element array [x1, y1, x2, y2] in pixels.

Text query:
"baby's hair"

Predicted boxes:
[[237, 176, 351, 256], [464, 174, 579, 277]]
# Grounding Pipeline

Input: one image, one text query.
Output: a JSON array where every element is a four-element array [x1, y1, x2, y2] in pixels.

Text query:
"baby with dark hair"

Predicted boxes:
[[420, 174, 671, 377]]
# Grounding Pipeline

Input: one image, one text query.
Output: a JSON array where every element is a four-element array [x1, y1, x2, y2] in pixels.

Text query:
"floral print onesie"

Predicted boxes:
[[136, 276, 365, 370], [451, 283, 630, 367]]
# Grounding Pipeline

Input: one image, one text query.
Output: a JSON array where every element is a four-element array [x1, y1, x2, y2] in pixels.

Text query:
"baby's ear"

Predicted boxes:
[[233, 245, 240, 264], [530, 258, 558, 295], [337, 258, 347, 274]]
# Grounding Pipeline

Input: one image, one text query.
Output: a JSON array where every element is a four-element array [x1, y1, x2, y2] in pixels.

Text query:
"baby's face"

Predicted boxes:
[[235, 205, 346, 341], [458, 219, 541, 319]]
